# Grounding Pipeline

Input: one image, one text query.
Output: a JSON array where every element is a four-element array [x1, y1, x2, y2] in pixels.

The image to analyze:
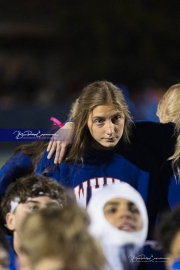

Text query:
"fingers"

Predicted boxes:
[[47, 140, 53, 152], [58, 142, 69, 163], [47, 141, 57, 160], [47, 141, 70, 164], [46, 123, 74, 163], [54, 142, 62, 164]]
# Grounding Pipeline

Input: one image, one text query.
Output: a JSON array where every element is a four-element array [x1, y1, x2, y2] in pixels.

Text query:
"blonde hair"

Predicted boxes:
[[20, 204, 105, 270], [67, 81, 132, 163], [156, 84, 180, 124], [169, 112, 180, 181]]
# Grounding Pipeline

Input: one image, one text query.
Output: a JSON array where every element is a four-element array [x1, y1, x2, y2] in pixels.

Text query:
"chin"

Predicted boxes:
[[102, 145, 116, 151], [105, 142, 118, 148], [94, 140, 118, 150]]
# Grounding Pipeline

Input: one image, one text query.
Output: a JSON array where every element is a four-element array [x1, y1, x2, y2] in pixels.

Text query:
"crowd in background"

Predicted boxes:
[[0, 52, 166, 123]]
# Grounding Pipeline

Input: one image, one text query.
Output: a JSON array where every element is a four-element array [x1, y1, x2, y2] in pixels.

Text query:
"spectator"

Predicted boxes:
[[37, 81, 160, 238], [156, 205, 180, 270], [0, 175, 66, 270]]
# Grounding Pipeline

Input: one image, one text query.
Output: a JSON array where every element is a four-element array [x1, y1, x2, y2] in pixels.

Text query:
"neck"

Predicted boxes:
[[92, 141, 116, 151], [13, 232, 21, 257], [13, 233, 31, 270]]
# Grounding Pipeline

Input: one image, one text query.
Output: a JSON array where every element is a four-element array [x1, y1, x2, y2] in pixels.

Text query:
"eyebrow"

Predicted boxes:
[[26, 200, 40, 204], [92, 112, 122, 118], [104, 201, 137, 207], [104, 201, 120, 207], [46, 202, 59, 206]]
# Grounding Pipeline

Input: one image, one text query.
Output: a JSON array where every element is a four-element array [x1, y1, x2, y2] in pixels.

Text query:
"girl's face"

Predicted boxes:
[[103, 197, 143, 232], [87, 105, 125, 151]]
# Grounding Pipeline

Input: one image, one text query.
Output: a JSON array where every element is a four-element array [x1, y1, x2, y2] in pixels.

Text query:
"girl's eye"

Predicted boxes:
[[112, 115, 123, 124], [93, 119, 104, 125]]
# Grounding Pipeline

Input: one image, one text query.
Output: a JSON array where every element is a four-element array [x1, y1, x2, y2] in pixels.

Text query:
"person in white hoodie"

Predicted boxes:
[[87, 182, 162, 270]]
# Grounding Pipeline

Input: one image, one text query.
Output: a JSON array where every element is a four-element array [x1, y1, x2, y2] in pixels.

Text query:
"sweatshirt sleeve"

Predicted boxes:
[[0, 151, 32, 195], [36, 150, 56, 177], [132, 121, 176, 169]]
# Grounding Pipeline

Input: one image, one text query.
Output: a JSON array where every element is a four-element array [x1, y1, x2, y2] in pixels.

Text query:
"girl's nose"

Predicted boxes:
[[106, 121, 115, 135]]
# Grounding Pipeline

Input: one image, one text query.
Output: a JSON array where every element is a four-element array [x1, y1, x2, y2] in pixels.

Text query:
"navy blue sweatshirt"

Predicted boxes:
[[36, 141, 160, 238]]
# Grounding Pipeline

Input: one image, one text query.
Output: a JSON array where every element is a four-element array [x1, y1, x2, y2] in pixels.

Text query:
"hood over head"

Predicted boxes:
[[87, 182, 148, 246]]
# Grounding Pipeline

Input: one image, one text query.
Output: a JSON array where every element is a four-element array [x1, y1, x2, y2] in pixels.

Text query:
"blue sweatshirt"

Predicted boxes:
[[6, 235, 18, 270], [36, 141, 160, 238], [0, 151, 32, 195]]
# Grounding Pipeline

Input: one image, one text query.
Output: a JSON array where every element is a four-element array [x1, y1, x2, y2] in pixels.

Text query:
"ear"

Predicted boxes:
[[6, 212, 16, 231]]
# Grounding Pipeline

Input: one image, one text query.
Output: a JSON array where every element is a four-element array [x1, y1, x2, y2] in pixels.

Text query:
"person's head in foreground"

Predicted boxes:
[[0, 226, 9, 270], [1, 175, 66, 254], [87, 182, 148, 245], [19, 204, 105, 270], [156, 204, 180, 270], [87, 182, 148, 270], [156, 84, 180, 124], [66, 81, 132, 163]]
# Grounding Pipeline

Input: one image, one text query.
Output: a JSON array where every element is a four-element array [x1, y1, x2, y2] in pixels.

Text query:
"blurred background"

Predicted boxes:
[[0, 0, 180, 164]]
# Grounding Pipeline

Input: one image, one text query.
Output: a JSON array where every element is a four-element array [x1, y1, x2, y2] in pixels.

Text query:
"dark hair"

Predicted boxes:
[[156, 204, 180, 254], [1, 175, 66, 217]]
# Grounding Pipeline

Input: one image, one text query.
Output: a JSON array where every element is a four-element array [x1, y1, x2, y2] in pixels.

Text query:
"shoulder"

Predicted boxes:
[[35, 151, 68, 179], [132, 121, 175, 141], [38, 151, 55, 167], [1, 151, 32, 170], [130, 121, 176, 167], [134, 120, 175, 132], [116, 141, 157, 172], [0, 151, 33, 189]]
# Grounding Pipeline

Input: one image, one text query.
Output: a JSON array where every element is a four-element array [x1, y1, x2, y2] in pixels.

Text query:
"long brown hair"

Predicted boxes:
[[66, 81, 132, 163]]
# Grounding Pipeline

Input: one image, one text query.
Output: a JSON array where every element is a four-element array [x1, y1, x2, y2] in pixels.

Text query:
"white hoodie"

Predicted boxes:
[[87, 182, 148, 270]]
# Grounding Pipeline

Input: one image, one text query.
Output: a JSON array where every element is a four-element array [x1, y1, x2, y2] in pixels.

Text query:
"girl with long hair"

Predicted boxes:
[[36, 81, 160, 238]]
